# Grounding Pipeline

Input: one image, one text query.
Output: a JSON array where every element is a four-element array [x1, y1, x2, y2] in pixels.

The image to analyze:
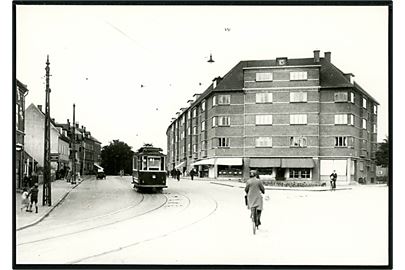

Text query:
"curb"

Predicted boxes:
[[16, 179, 85, 231], [210, 181, 353, 192]]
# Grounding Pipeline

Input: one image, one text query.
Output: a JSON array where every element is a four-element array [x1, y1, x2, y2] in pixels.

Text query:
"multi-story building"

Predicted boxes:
[[16, 80, 29, 188], [166, 51, 379, 184], [25, 103, 62, 178]]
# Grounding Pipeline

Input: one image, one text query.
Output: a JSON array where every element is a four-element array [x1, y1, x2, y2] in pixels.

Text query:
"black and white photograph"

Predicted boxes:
[[5, 1, 399, 268]]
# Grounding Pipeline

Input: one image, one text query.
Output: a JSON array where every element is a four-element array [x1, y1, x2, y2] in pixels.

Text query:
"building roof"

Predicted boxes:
[[16, 79, 29, 94], [167, 54, 380, 131]]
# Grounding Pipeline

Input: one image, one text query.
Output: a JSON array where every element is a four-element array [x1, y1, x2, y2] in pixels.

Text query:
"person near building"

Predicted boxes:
[[20, 188, 30, 212], [190, 168, 196, 181], [28, 183, 39, 213], [330, 170, 337, 190], [245, 171, 265, 228], [176, 169, 181, 181]]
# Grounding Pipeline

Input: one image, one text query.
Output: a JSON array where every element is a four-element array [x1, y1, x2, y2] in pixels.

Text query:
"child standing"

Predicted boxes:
[[28, 183, 39, 213], [20, 188, 29, 212]]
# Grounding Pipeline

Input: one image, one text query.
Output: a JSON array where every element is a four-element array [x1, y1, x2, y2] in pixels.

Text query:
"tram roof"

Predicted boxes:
[[136, 146, 164, 155]]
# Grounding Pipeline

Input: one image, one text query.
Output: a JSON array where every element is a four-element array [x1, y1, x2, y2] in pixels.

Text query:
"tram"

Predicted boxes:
[[132, 146, 167, 192]]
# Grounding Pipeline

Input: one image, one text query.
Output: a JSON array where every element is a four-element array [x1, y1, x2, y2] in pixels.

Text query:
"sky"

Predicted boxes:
[[15, 5, 389, 153]]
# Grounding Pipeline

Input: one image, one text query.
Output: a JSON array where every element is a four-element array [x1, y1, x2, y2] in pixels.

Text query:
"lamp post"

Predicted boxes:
[[43, 55, 52, 206]]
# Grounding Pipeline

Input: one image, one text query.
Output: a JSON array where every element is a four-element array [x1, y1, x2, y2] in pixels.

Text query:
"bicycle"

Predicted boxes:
[[251, 207, 259, 235]]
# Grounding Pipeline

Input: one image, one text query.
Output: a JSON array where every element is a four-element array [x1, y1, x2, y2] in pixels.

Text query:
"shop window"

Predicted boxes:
[[289, 168, 310, 179]]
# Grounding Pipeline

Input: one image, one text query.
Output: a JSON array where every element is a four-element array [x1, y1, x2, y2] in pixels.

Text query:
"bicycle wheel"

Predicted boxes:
[[251, 208, 257, 235]]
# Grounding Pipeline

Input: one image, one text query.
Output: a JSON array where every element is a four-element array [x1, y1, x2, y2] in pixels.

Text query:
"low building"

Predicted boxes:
[[167, 50, 378, 184]]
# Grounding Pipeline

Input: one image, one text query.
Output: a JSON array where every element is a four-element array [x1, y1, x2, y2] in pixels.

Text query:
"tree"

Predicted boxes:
[[375, 136, 389, 167], [100, 140, 134, 175]]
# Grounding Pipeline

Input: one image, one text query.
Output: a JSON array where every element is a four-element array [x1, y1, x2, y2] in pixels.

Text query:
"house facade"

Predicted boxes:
[[24, 104, 61, 175], [166, 51, 378, 184], [16, 80, 29, 188]]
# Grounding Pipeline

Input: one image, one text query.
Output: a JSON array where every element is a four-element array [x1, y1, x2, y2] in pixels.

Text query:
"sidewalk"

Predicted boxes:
[[180, 176, 355, 191], [15, 176, 90, 231]]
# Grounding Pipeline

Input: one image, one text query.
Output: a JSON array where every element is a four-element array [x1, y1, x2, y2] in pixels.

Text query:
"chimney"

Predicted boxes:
[[37, 105, 42, 112], [67, 119, 70, 126], [187, 99, 194, 106], [324, 51, 331, 62], [313, 50, 320, 63]]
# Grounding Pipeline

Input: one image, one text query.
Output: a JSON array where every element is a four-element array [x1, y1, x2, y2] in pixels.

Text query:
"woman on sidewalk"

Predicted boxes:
[[20, 188, 29, 212]]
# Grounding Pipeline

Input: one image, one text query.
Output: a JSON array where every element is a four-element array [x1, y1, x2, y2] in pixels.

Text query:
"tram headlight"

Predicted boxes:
[[152, 174, 156, 179]]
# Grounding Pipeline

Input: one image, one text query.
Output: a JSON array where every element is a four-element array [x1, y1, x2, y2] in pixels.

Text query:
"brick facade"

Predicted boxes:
[[167, 51, 378, 184]]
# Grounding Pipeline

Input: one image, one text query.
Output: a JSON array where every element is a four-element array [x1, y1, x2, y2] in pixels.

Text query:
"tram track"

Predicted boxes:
[[17, 192, 168, 246], [68, 192, 219, 264]]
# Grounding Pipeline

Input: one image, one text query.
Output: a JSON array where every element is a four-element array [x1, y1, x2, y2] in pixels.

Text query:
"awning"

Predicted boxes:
[[281, 158, 314, 168], [94, 163, 103, 169], [175, 161, 185, 169], [94, 163, 104, 172], [215, 158, 243, 166], [191, 158, 215, 166], [250, 158, 281, 168]]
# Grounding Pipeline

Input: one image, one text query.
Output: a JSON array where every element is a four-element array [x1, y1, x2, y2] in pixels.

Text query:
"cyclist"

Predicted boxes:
[[245, 170, 265, 228]]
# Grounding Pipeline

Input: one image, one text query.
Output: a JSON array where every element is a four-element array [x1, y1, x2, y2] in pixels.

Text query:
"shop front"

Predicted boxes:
[[215, 158, 243, 179], [249, 158, 281, 180]]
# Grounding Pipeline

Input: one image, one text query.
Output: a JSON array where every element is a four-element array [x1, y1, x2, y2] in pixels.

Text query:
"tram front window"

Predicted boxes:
[[147, 157, 161, 171]]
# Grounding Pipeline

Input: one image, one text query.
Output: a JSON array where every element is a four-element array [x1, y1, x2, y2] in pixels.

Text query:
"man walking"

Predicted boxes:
[[245, 171, 265, 228], [330, 170, 337, 191]]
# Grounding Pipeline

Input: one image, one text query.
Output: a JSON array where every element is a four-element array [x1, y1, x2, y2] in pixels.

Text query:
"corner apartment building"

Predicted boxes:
[[166, 51, 379, 184]]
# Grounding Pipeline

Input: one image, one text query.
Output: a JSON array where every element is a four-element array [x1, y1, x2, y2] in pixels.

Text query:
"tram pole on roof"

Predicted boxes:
[[43, 55, 52, 206]]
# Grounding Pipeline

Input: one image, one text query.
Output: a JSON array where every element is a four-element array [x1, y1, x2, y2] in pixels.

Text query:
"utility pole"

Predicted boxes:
[[43, 55, 52, 206], [71, 104, 77, 185]]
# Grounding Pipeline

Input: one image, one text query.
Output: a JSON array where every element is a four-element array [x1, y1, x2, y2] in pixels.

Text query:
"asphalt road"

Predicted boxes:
[[16, 176, 389, 265]]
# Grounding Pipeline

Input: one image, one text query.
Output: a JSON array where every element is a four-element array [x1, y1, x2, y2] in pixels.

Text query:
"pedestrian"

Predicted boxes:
[[190, 168, 195, 181], [176, 169, 181, 181], [330, 170, 337, 191], [20, 188, 30, 212], [28, 183, 39, 213], [245, 170, 265, 228]]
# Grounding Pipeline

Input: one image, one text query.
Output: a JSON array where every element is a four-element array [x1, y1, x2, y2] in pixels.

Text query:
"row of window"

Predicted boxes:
[[172, 136, 357, 150], [172, 114, 376, 143], [173, 90, 377, 130], [255, 71, 308, 82]]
